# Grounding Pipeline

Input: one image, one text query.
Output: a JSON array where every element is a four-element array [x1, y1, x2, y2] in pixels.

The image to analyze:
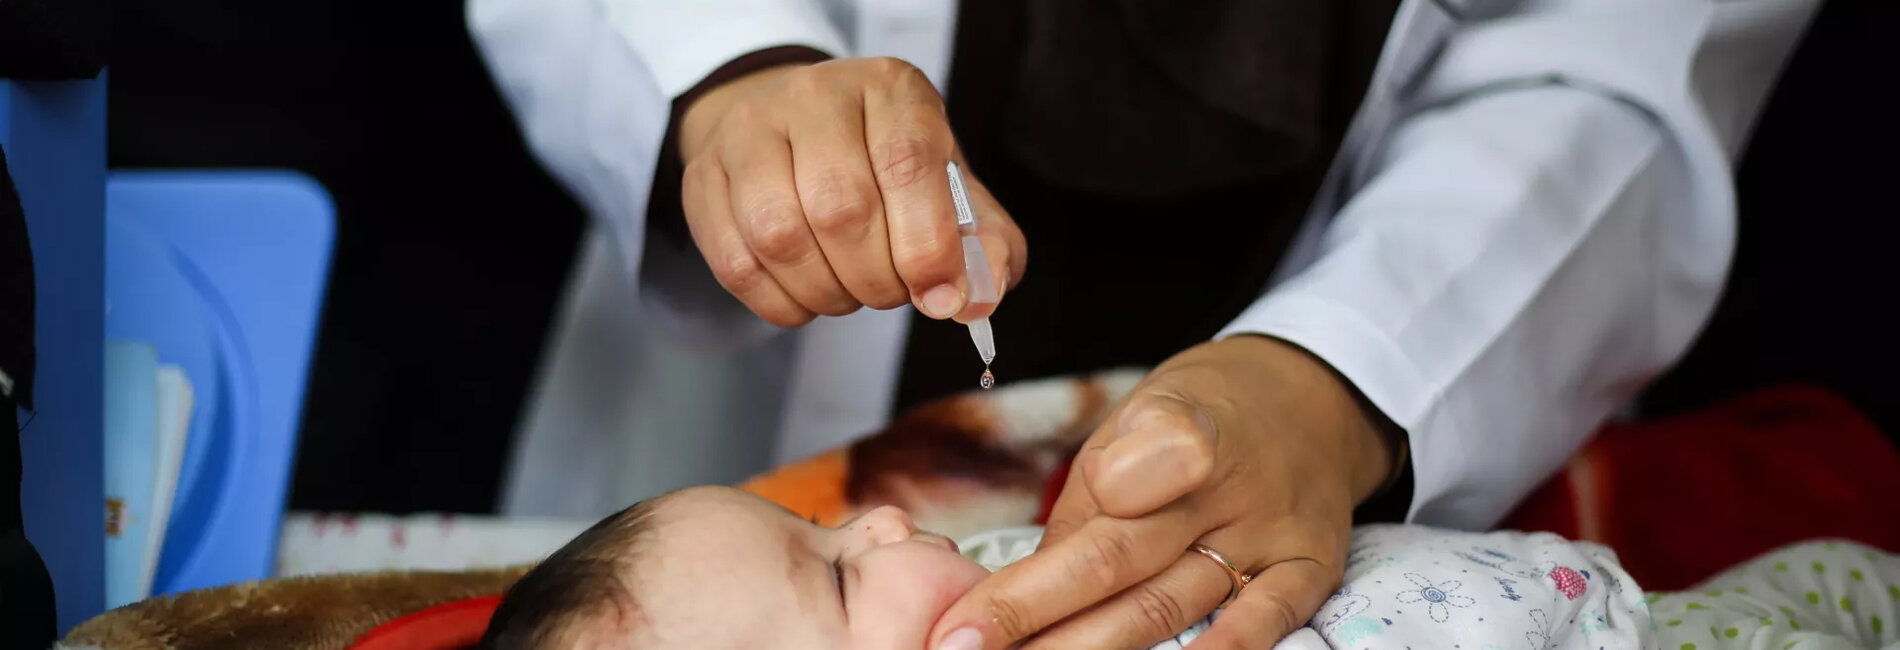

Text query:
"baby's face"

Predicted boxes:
[[595, 486, 990, 649]]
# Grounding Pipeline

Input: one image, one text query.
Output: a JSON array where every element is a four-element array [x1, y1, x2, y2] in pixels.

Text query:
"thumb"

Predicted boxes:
[[1037, 439, 1103, 551], [1085, 393, 1217, 519]]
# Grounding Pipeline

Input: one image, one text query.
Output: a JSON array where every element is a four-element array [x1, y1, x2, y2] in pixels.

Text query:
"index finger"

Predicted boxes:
[[929, 513, 1198, 650], [861, 62, 965, 319]]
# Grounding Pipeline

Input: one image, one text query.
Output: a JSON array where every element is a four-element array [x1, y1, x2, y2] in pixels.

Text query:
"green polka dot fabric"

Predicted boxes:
[[1647, 540, 1900, 649]]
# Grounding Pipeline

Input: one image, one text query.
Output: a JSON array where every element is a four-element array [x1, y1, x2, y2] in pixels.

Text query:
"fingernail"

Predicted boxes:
[[1115, 399, 1216, 444], [1192, 409, 1217, 443], [1109, 401, 1170, 440], [1115, 406, 1158, 440], [921, 284, 964, 319], [937, 627, 983, 650]]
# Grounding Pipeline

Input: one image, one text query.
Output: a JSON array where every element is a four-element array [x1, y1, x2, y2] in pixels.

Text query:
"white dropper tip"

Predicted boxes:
[[968, 317, 995, 365]]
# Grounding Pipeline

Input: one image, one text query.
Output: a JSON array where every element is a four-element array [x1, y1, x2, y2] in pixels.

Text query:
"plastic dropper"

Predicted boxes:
[[945, 161, 998, 388]]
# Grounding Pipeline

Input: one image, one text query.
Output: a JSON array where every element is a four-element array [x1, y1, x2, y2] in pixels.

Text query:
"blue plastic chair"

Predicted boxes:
[[7, 76, 109, 633], [104, 170, 334, 595]]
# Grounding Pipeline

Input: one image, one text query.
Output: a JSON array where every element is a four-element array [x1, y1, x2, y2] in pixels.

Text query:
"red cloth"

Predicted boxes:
[[349, 595, 500, 650], [1036, 461, 1069, 526], [1498, 384, 1900, 591]]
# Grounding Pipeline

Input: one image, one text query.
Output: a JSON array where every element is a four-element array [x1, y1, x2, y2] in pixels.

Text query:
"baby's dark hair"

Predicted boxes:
[[480, 499, 663, 649]]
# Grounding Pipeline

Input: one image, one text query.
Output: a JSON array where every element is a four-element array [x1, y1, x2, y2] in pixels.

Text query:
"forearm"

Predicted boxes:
[[1225, 87, 1681, 529], [1221, 0, 1819, 529]]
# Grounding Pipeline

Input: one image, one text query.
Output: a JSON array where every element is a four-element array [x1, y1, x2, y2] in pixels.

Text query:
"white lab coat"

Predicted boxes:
[[467, 0, 1818, 529]]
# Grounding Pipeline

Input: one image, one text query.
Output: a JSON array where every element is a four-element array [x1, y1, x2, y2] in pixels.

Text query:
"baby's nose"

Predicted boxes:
[[857, 505, 916, 544]]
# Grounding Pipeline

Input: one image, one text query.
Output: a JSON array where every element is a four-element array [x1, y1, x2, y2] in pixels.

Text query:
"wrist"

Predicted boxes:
[[1212, 335, 1400, 504], [1331, 368, 1399, 505]]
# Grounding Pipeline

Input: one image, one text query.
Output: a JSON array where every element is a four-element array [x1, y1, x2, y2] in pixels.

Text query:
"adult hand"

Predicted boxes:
[[676, 57, 1026, 328], [928, 336, 1399, 650]]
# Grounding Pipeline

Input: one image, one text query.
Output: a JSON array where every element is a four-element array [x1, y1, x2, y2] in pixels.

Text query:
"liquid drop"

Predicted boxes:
[[979, 367, 995, 389]]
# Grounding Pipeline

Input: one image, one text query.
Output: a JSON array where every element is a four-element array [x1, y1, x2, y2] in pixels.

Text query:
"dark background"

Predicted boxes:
[[1640, 0, 1898, 426], [109, 0, 586, 513], [104, 1, 1895, 515]]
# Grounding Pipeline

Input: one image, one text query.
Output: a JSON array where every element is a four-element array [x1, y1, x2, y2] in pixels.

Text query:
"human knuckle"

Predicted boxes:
[[984, 595, 1040, 640], [812, 294, 861, 317], [680, 160, 710, 196], [866, 56, 920, 82], [870, 134, 937, 190], [713, 251, 765, 293], [874, 57, 946, 109], [891, 236, 955, 279], [1042, 517, 1081, 543], [743, 202, 811, 263], [861, 283, 908, 310], [722, 100, 771, 130], [1076, 531, 1140, 588], [782, 65, 829, 99], [1257, 590, 1303, 638], [763, 308, 815, 329], [1129, 585, 1191, 639], [803, 177, 876, 235]]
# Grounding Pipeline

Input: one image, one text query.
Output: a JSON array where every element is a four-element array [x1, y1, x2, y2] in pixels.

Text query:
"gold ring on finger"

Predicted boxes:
[[1187, 543, 1254, 610]]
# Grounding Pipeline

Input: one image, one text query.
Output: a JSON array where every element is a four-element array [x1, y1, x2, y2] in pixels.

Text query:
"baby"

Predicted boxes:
[[480, 486, 1900, 649]]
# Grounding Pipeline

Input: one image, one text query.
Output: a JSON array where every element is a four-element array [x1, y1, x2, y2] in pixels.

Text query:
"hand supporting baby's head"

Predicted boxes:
[[481, 486, 991, 649]]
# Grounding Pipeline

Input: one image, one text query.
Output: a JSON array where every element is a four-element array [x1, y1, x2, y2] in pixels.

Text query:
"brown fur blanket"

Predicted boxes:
[[58, 568, 524, 650]]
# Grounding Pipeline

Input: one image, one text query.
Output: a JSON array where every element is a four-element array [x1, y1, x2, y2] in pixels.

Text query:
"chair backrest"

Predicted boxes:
[[105, 170, 334, 595], [7, 76, 109, 634]]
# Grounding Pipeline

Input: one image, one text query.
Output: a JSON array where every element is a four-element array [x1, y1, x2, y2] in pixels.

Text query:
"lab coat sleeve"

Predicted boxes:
[[1217, 1, 1818, 530], [465, 0, 849, 347]]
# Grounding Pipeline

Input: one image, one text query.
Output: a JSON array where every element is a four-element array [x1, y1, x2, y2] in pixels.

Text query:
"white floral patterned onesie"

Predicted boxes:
[[958, 525, 1900, 650]]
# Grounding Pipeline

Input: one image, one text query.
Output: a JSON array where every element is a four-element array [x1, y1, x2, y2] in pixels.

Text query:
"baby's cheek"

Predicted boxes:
[[916, 546, 992, 608], [853, 547, 991, 647], [938, 555, 991, 598]]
